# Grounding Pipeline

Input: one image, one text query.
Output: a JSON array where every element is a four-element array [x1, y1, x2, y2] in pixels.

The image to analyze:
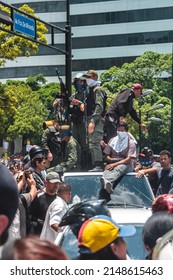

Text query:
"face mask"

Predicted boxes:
[[86, 78, 97, 87], [76, 83, 83, 91], [117, 131, 128, 140]]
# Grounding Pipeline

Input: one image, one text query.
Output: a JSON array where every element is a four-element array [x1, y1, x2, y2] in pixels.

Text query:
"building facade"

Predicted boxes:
[[1, 0, 173, 82]]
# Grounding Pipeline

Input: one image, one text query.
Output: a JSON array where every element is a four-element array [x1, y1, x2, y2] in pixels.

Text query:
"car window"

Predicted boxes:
[[123, 224, 147, 260], [64, 173, 154, 207]]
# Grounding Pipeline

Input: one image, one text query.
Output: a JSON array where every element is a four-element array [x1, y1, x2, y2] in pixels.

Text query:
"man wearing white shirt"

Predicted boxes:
[[99, 122, 136, 201], [40, 182, 71, 243]]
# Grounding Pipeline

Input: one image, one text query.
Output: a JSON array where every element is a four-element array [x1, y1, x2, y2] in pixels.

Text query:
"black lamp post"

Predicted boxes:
[[65, 0, 72, 99], [171, 43, 173, 162], [138, 89, 153, 152]]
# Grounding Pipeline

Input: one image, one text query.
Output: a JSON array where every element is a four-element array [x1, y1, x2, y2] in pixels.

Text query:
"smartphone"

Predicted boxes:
[[24, 170, 30, 179]]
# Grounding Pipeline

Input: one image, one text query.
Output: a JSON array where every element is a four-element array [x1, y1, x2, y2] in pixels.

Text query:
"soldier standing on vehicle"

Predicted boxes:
[[55, 128, 81, 173], [69, 73, 90, 170], [105, 83, 147, 141], [82, 70, 107, 172], [41, 121, 69, 168]]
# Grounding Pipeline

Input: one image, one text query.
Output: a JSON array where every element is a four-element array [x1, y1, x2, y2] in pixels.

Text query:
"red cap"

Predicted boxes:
[[132, 83, 142, 90], [152, 194, 173, 214]]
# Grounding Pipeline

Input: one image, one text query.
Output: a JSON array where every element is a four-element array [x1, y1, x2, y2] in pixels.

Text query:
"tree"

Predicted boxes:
[[100, 51, 172, 153], [0, 81, 48, 146], [0, 4, 48, 66]]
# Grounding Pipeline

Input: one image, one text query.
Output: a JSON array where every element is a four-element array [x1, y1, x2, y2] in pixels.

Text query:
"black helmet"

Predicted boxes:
[[22, 154, 30, 165], [59, 199, 111, 236], [29, 145, 44, 160], [141, 147, 153, 157]]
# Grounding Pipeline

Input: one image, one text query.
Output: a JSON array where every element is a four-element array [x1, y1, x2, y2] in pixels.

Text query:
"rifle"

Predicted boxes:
[[54, 68, 70, 125]]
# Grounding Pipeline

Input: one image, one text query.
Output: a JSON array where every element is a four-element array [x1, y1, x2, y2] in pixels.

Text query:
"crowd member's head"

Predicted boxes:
[[0, 163, 18, 245], [59, 200, 111, 237], [78, 215, 136, 260], [132, 83, 143, 97], [159, 150, 171, 168], [152, 229, 173, 260], [3, 235, 68, 260], [152, 194, 173, 214], [57, 182, 72, 204], [29, 145, 44, 161], [31, 154, 46, 171], [45, 171, 61, 195], [142, 211, 173, 259]]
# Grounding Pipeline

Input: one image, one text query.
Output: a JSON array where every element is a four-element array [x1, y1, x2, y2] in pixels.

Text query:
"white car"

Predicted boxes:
[[55, 206, 152, 260], [54, 172, 154, 259]]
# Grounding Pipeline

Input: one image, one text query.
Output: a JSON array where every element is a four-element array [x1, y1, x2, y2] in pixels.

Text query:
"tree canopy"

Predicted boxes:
[[101, 51, 172, 153], [0, 51, 172, 153]]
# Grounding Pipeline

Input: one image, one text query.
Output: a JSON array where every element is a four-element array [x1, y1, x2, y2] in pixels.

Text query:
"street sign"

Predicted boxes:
[[13, 12, 35, 38]]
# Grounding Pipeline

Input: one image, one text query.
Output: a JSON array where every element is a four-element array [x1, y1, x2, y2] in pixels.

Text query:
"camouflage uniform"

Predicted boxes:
[[41, 126, 63, 168], [87, 85, 106, 168], [70, 90, 88, 152], [57, 136, 81, 172]]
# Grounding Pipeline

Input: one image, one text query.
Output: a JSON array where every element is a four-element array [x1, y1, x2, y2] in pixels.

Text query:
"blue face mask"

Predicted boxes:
[[76, 83, 83, 90]]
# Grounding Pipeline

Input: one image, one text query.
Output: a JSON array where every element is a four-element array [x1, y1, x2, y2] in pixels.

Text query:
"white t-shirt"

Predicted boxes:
[[40, 196, 68, 243]]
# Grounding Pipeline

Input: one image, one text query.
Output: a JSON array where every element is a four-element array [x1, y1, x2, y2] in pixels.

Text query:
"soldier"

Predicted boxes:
[[70, 73, 90, 170], [82, 70, 107, 172], [56, 129, 81, 173], [41, 121, 69, 168]]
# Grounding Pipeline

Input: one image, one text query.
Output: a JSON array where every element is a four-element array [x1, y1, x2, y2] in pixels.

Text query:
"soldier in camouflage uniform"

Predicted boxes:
[[55, 130, 81, 172], [83, 70, 107, 172], [41, 122, 69, 168], [69, 73, 90, 170]]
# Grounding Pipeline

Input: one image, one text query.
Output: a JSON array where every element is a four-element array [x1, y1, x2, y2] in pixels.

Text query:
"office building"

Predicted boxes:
[[1, 0, 173, 82]]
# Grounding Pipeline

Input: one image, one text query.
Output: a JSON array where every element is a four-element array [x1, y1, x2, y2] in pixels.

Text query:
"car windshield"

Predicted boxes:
[[57, 224, 147, 260], [64, 173, 154, 207]]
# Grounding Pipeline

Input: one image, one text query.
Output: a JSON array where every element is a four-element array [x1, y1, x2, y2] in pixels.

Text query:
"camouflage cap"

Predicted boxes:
[[83, 70, 98, 78]]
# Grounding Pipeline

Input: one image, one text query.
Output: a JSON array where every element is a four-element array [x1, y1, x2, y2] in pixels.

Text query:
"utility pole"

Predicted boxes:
[[65, 0, 72, 99], [171, 43, 173, 162]]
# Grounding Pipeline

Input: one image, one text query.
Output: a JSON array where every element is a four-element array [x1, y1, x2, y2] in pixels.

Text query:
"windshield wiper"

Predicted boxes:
[[107, 202, 146, 208]]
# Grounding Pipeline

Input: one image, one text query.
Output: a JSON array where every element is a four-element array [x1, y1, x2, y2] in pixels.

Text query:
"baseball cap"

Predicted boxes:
[[46, 171, 61, 183], [0, 163, 18, 226], [152, 194, 173, 214], [78, 215, 136, 254], [59, 131, 72, 139], [83, 70, 98, 78], [132, 83, 143, 93]]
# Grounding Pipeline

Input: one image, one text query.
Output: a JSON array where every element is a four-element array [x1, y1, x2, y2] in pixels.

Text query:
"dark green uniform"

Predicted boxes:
[[57, 136, 81, 172], [41, 126, 63, 167]]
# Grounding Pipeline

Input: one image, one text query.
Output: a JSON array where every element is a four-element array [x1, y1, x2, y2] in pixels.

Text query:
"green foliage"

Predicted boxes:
[[0, 82, 48, 144], [100, 51, 172, 153]]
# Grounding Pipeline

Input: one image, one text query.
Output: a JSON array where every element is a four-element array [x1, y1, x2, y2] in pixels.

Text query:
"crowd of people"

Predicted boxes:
[[0, 69, 173, 260]]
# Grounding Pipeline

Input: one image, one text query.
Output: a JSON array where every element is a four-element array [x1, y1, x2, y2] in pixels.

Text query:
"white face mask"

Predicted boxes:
[[86, 78, 97, 87], [117, 131, 128, 140]]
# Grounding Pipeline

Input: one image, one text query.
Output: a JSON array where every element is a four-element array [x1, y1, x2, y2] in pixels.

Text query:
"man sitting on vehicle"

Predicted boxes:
[[134, 147, 160, 195], [99, 122, 136, 202], [136, 150, 173, 197]]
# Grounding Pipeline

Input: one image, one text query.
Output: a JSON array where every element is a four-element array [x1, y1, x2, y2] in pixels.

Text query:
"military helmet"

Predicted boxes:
[[141, 146, 153, 157], [59, 199, 111, 227], [73, 72, 85, 81], [29, 145, 44, 160]]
